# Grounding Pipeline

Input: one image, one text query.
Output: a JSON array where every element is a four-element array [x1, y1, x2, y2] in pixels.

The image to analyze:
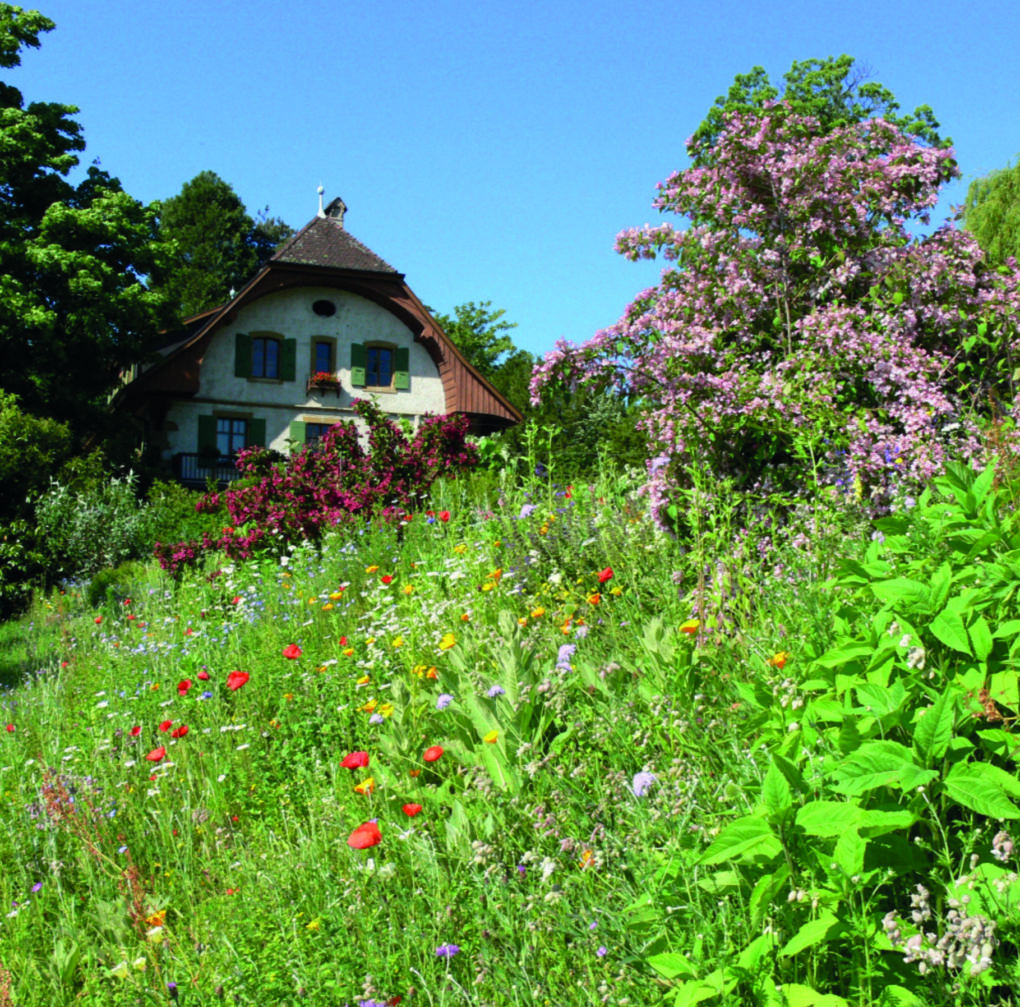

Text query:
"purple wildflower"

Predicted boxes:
[[631, 771, 656, 797], [436, 693, 454, 710], [487, 685, 506, 698], [435, 943, 460, 957]]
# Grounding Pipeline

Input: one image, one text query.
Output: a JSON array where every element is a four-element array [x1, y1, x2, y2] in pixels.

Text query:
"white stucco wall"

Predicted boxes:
[[160, 287, 446, 459]]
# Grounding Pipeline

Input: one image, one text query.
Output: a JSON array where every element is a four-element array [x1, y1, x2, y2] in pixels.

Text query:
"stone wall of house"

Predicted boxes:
[[161, 286, 446, 461]]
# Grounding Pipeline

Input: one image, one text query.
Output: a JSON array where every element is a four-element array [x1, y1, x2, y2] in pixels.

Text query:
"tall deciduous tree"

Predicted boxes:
[[532, 101, 1020, 520], [690, 55, 945, 168], [0, 4, 176, 434], [153, 171, 293, 318], [430, 300, 518, 382], [964, 160, 1020, 268]]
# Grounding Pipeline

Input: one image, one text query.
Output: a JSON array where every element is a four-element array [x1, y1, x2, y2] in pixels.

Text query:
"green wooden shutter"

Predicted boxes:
[[282, 338, 297, 381], [350, 343, 366, 387], [198, 414, 218, 456], [394, 347, 410, 390], [234, 333, 251, 377], [289, 420, 306, 450], [249, 417, 267, 448]]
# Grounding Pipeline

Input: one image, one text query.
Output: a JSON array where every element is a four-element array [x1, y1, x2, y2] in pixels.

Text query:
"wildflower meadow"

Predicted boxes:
[[1, 447, 1020, 1007]]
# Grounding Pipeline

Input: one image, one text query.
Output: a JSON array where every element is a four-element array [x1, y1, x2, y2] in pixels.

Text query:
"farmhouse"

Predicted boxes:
[[114, 195, 521, 485]]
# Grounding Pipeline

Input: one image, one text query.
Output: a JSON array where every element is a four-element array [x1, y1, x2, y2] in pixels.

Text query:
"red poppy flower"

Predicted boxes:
[[145, 746, 166, 762], [341, 751, 370, 769], [94, 616, 102, 625], [423, 745, 444, 763], [339, 635, 348, 646], [597, 567, 614, 584], [232, 596, 242, 605], [347, 821, 382, 849], [158, 720, 173, 732], [402, 803, 423, 817], [5, 724, 13, 733], [381, 575, 394, 585], [130, 726, 142, 737], [282, 644, 302, 660], [171, 725, 188, 739], [197, 669, 210, 681], [439, 511, 450, 522], [177, 679, 192, 696], [227, 670, 250, 691]]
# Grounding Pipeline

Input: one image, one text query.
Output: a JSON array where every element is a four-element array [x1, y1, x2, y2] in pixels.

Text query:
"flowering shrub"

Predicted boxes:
[[531, 103, 1020, 519], [154, 399, 476, 574]]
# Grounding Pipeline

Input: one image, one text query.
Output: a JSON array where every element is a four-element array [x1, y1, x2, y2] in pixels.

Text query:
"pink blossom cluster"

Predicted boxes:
[[531, 103, 1020, 519], [154, 399, 476, 575]]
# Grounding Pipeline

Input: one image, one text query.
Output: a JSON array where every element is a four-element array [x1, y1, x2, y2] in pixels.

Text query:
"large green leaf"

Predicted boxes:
[[912, 689, 955, 767], [969, 616, 994, 662], [795, 801, 860, 837], [758, 761, 793, 821], [831, 741, 936, 796], [697, 816, 782, 865], [943, 762, 1020, 819], [929, 608, 972, 654], [869, 578, 931, 613], [647, 952, 698, 981], [783, 985, 850, 1007], [780, 911, 843, 957]]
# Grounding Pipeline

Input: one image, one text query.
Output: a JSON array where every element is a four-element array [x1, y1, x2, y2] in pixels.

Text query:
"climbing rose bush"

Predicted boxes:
[[531, 103, 1020, 519], [154, 399, 476, 574]]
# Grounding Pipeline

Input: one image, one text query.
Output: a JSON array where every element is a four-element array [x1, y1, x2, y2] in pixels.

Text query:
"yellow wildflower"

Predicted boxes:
[[392, 636, 404, 649], [531, 607, 545, 618], [680, 619, 700, 635], [321, 603, 334, 611], [365, 565, 379, 573], [353, 777, 375, 795], [306, 919, 321, 931], [378, 702, 394, 717], [360, 699, 378, 713], [329, 591, 344, 601], [517, 617, 528, 627], [483, 730, 499, 744], [402, 584, 414, 595], [439, 632, 456, 651]]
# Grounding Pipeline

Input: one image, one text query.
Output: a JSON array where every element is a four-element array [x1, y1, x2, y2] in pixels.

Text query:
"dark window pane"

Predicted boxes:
[[252, 337, 280, 378], [367, 347, 393, 387], [315, 342, 332, 373]]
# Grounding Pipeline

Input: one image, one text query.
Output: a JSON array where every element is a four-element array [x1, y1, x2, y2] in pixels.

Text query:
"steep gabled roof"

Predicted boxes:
[[271, 201, 398, 274]]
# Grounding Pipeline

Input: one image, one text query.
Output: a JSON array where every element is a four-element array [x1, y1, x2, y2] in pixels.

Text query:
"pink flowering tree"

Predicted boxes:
[[154, 399, 477, 575], [531, 102, 1020, 521]]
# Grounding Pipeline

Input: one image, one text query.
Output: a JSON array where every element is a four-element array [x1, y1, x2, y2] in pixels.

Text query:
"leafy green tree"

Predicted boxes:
[[964, 159, 1020, 268], [430, 301, 518, 381], [153, 171, 293, 317], [690, 55, 945, 169], [0, 4, 176, 434]]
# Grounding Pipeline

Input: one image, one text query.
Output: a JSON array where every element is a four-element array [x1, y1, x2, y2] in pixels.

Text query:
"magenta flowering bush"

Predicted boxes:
[[154, 399, 476, 574], [531, 103, 1020, 519]]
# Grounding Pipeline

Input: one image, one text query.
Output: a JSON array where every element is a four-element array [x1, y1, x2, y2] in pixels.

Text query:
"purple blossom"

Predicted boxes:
[[436, 693, 454, 710], [435, 943, 460, 957], [556, 644, 576, 670], [487, 684, 506, 698], [596, 946, 608, 957], [631, 772, 656, 797]]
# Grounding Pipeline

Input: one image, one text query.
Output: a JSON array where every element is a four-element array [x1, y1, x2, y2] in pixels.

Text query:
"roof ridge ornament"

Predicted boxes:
[[316, 184, 325, 218]]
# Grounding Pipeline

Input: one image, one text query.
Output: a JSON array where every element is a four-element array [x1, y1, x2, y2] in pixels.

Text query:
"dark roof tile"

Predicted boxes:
[[272, 215, 398, 273]]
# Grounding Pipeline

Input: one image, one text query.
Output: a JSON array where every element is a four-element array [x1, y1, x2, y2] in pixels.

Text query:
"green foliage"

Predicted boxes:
[[0, 13, 176, 433], [430, 299, 518, 382], [689, 54, 945, 169], [0, 390, 70, 522], [84, 559, 146, 608], [964, 158, 1020, 268], [0, 3, 53, 68], [34, 471, 148, 579], [152, 170, 293, 318]]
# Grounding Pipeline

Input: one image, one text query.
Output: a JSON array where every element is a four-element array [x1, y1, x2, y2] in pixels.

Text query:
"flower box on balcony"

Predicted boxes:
[[307, 372, 341, 396]]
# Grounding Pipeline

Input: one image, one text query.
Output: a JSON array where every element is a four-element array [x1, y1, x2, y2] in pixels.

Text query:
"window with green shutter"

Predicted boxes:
[[350, 342, 366, 387], [235, 332, 295, 381], [394, 346, 410, 390]]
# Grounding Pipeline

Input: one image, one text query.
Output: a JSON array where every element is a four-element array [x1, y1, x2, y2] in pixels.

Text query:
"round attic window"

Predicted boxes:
[[312, 299, 337, 317]]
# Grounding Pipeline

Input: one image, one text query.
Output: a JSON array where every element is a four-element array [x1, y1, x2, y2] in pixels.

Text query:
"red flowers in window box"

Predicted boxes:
[[226, 670, 250, 691], [423, 745, 444, 763], [347, 821, 382, 849], [341, 751, 370, 769], [282, 644, 302, 660]]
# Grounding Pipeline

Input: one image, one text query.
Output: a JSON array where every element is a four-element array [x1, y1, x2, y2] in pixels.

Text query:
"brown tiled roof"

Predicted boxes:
[[271, 215, 398, 274]]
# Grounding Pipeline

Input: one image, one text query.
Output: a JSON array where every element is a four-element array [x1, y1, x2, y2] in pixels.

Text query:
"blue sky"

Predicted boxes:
[[10, 0, 1020, 359]]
